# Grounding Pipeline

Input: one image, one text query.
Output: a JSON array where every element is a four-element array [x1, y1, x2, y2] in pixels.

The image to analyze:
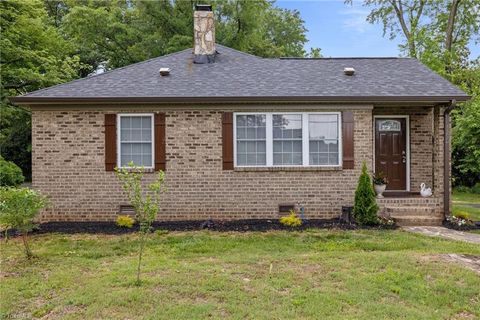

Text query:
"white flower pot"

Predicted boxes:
[[374, 184, 387, 198]]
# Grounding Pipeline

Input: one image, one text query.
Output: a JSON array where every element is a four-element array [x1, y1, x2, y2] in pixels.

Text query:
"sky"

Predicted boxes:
[[276, 0, 480, 58]]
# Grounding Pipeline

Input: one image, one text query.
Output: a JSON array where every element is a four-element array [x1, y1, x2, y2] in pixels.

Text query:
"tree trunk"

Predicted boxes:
[[445, 0, 461, 52], [445, 0, 461, 74], [136, 232, 146, 285], [22, 232, 32, 259]]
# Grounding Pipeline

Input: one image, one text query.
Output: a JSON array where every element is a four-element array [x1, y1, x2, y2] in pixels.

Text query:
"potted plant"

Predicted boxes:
[[372, 171, 388, 198]]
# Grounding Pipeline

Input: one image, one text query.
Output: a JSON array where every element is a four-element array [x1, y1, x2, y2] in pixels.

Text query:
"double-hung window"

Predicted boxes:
[[234, 112, 341, 167], [235, 114, 267, 166], [118, 114, 154, 168]]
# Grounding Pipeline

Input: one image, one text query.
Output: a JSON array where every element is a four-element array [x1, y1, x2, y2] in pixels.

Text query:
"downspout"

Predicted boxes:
[[443, 99, 456, 219]]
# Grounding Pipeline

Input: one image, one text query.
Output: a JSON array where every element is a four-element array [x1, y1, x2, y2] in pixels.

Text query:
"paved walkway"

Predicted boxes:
[[403, 226, 480, 244]]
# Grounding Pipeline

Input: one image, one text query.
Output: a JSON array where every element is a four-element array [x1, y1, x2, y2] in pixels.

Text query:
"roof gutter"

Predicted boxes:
[[9, 95, 471, 105], [443, 99, 456, 220]]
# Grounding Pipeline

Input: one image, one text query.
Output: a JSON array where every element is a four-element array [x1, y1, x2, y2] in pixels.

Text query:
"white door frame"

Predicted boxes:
[[373, 115, 410, 192]]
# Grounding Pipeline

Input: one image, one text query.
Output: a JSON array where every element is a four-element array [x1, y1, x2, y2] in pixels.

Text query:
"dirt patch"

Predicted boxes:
[[441, 254, 480, 274]]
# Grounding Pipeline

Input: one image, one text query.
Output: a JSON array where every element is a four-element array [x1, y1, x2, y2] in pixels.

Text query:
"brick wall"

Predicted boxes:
[[32, 106, 374, 222], [32, 105, 447, 222]]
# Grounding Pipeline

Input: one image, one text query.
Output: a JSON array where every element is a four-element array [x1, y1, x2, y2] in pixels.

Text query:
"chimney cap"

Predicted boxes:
[[344, 67, 355, 76], [195, 4, 212, 11]]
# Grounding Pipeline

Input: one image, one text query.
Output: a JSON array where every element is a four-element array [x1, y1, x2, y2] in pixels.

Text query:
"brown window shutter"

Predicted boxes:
[[154, 113, 166, 171], [342, 111, 354, 169], [222, 112, 234, 170], [104, 114, 117, 171]]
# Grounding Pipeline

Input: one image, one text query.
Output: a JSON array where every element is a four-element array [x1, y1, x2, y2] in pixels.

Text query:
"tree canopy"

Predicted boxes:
[[0, 0, 314, 179], [352, 0, 480, 186], [1, 0, 478, 186], [47, 0, 312, 73]]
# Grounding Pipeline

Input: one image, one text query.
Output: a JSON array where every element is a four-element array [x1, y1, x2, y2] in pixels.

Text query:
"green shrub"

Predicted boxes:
[[0, 187, 48, 258], [471, 183, 480, 194], [279, 210, 302, 227], [116, 215, 135, 228], [0, 156, 24, 187], [454, 185, 471, 193], [453, 211, 470, 220], [454, 183, 480, 194], [353, 162, 379, 225]]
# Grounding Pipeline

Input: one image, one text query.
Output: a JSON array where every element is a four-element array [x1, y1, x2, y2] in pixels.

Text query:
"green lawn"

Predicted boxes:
[[1, 230, 480, 319], [452, 191, 480, 221], [453, 190, 480, 204]]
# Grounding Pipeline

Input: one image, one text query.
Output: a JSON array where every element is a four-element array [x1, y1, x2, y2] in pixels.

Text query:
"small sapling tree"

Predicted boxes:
[[353, 162, 379, 225], [0, 187, 48, 258], [115, 162, 166, 285]]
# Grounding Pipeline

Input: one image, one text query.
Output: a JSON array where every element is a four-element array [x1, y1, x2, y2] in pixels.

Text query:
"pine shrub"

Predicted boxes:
[[353, 162, 379, 225]]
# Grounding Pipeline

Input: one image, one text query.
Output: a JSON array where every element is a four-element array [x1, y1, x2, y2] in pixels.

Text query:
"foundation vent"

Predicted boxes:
[[279, 204, 295, 213], [119, 205, 135, 215]]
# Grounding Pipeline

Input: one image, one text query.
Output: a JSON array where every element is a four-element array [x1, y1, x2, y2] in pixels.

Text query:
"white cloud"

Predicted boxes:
[[339, 7, 371, 33]]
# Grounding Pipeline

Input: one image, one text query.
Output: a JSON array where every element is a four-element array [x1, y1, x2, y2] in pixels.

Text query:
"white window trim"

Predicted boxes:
[[117, 113, 155, 169], [373, 115, 410, 191], [233, 112, 342, 168]]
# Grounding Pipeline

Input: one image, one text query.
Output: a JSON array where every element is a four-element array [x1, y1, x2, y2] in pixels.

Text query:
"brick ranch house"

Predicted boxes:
[[11, 5, 470, 226]]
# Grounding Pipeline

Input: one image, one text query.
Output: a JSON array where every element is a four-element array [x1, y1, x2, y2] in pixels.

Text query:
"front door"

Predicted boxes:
[[375, 118, 407, 190]]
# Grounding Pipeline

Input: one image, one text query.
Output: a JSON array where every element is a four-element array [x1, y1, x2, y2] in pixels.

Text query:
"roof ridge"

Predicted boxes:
[[22, 47, 194, 97], [278, 57, 413, 60], [216, 44, 262, 59]]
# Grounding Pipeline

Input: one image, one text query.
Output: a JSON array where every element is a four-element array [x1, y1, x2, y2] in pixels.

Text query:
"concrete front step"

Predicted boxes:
[[394, 215, 444, 226], [384, 206, 442, 226]]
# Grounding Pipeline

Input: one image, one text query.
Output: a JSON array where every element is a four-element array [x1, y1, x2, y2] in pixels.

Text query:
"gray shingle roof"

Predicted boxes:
[[13, 45, 468, 103]]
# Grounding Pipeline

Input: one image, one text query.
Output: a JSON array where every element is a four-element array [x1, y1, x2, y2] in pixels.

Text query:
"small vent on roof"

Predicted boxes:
[[159, 68, 170, 76], [344, 67, 355, 76]]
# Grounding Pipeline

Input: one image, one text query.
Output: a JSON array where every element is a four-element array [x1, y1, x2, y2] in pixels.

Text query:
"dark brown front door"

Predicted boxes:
[[375, 118, 407, 190]]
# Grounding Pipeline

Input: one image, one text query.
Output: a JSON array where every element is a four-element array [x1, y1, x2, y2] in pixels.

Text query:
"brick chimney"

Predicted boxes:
[[193, 4, 216, 64]]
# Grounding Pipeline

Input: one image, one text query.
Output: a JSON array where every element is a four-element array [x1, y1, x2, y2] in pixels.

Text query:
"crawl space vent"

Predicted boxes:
[[279, 204, 295, 213], [119, 205, 135, 215]]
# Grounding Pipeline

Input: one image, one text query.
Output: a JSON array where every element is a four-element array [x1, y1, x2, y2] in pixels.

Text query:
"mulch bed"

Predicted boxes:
[[1, 219, 397, 237], [443, 220, 480, 231]]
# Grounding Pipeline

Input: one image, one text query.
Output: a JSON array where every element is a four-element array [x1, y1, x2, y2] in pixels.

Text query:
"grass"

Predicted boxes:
[[1, 230, 480, 319], [452, 190, 480, 221], [452, 190, 480, 204]]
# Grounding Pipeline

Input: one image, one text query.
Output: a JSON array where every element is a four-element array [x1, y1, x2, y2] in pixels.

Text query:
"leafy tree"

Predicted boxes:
[[307, 47, 323, 58], [348, 0, 479, 62], [115, 163, 167, 285], [452, 94, 480, 186], [3, 0, 312, 180], [0, 107, 32, 179], [0, 156, 25, 187], [353, 162, 379, 225], [0, 187, 48, 258], [350, 0, 480, 187], [58, 0, 310, 71], [0, 0, 81, 179]]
